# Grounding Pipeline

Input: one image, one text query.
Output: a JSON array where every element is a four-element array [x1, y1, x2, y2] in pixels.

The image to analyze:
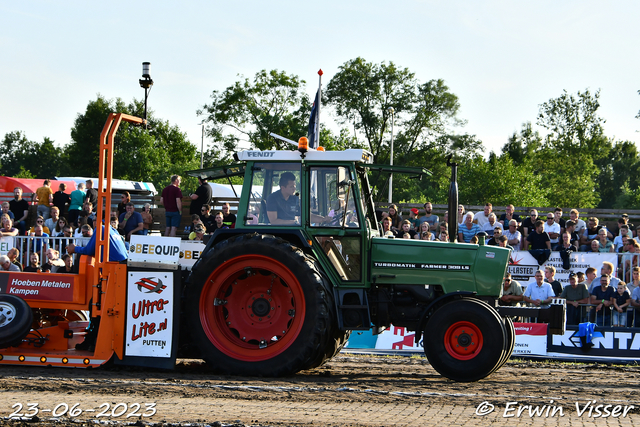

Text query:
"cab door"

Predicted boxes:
[[305, 165, 365, 286]]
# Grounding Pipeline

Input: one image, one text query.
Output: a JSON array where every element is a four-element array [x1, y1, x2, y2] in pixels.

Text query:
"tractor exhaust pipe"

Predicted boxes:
[[447, 156, 458, 243]]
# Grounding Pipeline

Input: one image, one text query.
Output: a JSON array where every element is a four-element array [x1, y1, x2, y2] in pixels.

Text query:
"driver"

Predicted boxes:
[[267, 172, 300, 225]]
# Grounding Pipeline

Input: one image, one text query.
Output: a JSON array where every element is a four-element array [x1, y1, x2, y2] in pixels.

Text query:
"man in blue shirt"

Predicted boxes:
[[266, 172, 300, 225], [118, 202, 144, 242], [67, 224, 128, 262]]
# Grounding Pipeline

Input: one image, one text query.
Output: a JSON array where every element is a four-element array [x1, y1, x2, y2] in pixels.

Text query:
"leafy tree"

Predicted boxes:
[[0, 132, 66, 178], [198, 70, 311, 152], [67, 95, 127, 177], [457, 155, 549, 208], [0, 131, 35, 176], [325, 57, 463, 165], [536, 89, 609, 159], [14, 166, 35, 179], [67, 95, 199, 191], [529, 89, 613, 208], [501, 122, 542, 165]]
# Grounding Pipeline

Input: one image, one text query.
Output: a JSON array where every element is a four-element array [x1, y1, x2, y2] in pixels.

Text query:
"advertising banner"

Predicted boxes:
[[549, 326, 640, 360], [0, 272, 74, 301], [374, 325, 423, 351], [513, 322, 547, 356], [128, 236, 181, 266], [179, 240, 205, 270], [0, 237, 14, 255], [125, 271, 174, 358]]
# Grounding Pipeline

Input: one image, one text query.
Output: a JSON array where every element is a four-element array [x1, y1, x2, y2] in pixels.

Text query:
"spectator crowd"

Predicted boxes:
[[0, 176, 237, 271]]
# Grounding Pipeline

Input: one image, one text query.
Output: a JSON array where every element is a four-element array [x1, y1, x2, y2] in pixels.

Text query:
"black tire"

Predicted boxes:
[[0, 295, 32, 348], [186, 234, 333, 376], [303, 328, 351, 370], [495, 317, 515, 370], [423, 298, 505, 382]]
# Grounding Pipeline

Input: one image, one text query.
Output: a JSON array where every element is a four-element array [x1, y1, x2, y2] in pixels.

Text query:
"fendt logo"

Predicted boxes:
[[246, 151, 275, 157], [135, 277, 167, 294]]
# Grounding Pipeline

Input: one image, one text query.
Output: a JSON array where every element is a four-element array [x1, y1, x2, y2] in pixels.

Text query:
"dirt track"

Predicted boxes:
[[1, 354, 640, 426]]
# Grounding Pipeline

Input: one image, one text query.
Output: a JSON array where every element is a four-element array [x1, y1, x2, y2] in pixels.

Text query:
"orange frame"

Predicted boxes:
[[0, 113, 144, 368]]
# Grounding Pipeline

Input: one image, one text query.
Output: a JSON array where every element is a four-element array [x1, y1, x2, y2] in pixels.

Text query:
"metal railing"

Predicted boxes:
[[4, 235, 91, 271], [618, 252, 640, 283], [517, 303, 640, 328]]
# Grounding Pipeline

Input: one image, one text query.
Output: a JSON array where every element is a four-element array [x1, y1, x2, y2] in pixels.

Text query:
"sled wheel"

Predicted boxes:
[[187, 234, 332, 376], [494, 316, 515, 371], [0, 295, 32, 348], [424, 298, 504, 382]]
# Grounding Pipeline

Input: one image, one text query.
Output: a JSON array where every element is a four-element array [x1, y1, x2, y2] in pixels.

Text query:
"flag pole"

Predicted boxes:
[[316, 69, 323, 146]]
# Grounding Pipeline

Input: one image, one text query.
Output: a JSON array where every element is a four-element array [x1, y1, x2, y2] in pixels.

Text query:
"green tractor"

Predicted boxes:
[[184, 145, 564, 382]]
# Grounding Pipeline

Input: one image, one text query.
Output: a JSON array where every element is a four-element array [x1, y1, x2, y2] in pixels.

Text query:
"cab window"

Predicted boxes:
[[309, 166, 359, 228], [246, 163, 301, 226]]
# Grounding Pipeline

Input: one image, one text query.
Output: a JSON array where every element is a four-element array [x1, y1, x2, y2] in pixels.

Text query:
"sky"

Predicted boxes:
[[1, 1, 638, 159]]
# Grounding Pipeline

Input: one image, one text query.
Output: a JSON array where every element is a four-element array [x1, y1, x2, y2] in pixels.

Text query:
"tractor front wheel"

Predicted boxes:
[[423, 298, 505, 382]]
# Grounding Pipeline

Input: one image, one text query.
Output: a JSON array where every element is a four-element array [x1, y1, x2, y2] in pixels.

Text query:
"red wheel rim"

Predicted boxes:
[[443, 321, 483, 360], [199, 254, 306, 361]]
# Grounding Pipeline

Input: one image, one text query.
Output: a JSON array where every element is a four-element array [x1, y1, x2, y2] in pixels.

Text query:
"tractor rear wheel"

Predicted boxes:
[[186, 234, 333, 376], [423, 298, 505, 382], [0, 295, 32, 348]]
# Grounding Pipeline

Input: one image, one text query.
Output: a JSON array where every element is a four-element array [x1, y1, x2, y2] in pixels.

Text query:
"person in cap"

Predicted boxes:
[[560, 272, 590, 325], [408, 208, 420, 230], [189, 223, 206, 241]]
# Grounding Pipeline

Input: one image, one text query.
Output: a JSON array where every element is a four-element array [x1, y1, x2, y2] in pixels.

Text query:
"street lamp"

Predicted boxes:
[[387, 107, 395, 204], [199, 121, 205, 169], [139, 62, 153, 129]]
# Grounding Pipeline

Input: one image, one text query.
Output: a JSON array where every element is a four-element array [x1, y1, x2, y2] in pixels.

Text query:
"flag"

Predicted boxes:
[[307, 89, 320, 149]]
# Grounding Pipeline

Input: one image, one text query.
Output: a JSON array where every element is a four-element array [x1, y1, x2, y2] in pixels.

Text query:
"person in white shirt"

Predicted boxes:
[[482, 212, 502, 236], [473, 203, 492, 227], [569, 209, 587, 235], [523, 270, 555, 307], [543, 213, 561, 245]]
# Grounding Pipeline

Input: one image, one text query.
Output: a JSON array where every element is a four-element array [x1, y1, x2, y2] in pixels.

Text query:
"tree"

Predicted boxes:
[[536, 89, 608, 157], [501, 122, 542, 165], [325, 57, 463, 165], [67, 95, 199, 190], [531, 89, 612, 208], [0, 132, 66, 178], [198, 70, 311, 152], [600, 141, 640, 208], [458, 155, 549, 208]]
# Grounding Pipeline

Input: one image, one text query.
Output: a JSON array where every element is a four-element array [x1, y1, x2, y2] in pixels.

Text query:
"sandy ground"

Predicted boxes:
[[1, 354, 640, 426]]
